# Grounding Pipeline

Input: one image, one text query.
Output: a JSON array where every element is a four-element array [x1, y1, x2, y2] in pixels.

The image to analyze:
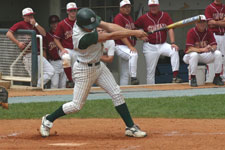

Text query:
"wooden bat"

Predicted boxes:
[[148, 15, 201, 34]]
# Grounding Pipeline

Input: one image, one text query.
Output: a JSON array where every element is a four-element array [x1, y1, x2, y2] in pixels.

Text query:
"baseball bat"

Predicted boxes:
[[148, 15, 201, 34]]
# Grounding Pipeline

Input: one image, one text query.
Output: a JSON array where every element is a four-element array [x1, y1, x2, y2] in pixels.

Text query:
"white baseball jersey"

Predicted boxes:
[[103, 40, 115, 56], [62, 23, 125, 114]]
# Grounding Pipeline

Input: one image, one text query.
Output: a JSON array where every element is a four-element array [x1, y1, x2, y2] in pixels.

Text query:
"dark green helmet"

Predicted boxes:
[[76, 8, 101, 30]]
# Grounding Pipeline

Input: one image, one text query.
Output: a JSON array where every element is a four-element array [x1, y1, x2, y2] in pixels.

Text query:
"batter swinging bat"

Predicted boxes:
[[148, 15, 202, 34]]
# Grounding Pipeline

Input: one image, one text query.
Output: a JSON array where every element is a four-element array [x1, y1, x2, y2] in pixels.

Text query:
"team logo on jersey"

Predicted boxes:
[[49, 41, 56, 51], [90, 17, 95, 23], [65, 30, 73, 39], [147, 24, 167, 32], [125, 23, 135, 30]]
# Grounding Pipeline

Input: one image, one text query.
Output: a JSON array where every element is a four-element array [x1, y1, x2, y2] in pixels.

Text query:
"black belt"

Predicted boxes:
[[215, 32, 224, 36], [77, 60, 100, 67]]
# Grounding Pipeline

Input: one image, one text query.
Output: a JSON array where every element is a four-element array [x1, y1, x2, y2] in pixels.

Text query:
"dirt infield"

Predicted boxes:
[[1, 118, 225, 150]]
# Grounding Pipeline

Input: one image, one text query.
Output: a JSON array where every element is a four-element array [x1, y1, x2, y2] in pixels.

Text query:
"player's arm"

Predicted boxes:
[[100, 55, 114, 63], [30, 18, 46, 36], [168, 29, 179, 51], [186, 46, 211, 54], [6, 31, 26, 50], [208, 19, 225, 27]]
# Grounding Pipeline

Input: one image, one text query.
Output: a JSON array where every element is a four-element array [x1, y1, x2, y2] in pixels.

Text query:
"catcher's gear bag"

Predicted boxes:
[[0, 86, 8, 109]]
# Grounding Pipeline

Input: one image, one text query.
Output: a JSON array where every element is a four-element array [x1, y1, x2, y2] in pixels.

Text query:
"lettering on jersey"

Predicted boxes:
[[125, 23, 135, 30], [147, 24, 167, 32], [49, 41, 57, 51], [65, 30, 73, 39], [213, 12, 225, 20], [194, 41, 208, 48]]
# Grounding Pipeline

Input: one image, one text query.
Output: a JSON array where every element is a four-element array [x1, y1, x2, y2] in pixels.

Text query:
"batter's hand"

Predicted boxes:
[[171, 44, 179, 51], [134, 30, 148, 38], [17, 42, 26, 50], [60, 49, 69, 56]]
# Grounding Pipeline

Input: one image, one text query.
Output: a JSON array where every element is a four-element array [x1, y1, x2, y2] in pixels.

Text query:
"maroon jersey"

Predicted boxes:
[[205, 2, 225, 34], [44, 31, 61, 61], [54, 18, 75, 49], [185, 27, 217, 53], [113, 13, 136, 46], [9, 21, 40, 52], [135, 11, 173, 44]]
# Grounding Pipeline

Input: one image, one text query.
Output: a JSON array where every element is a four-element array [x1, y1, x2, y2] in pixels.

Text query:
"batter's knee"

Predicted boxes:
[[110, 86, 125, 106], [62, 101, 83, 114]]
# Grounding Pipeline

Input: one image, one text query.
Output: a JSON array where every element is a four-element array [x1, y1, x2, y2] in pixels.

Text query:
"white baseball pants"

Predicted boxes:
[[50, 60, 67, 88], [62, 62, 125, 114], [143, 42, 180, 84], [183, 51, 222, 75], [115, 45, 138, 85], [23, 53, 55, 87]]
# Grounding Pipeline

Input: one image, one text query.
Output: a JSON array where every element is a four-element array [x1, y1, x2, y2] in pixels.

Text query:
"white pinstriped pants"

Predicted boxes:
[[115, 45, 138, 85], [62, 61, 125, 114]]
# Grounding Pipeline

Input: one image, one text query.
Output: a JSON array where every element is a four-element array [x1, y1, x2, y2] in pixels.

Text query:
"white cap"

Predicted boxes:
[[199, 15, 207, 21], [22, 8, 35, 16], [120, 0, 131, 7], [66, 2, 78, 11], [148, 0, 159, 6]]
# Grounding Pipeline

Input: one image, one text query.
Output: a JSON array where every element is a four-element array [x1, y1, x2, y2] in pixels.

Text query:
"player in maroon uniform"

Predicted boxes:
[[183, 15, 224, 87], [134, 0, 182, 84], [113, 0, 139, 85], [54, 2, 78, 87], [205, 0, 225, 82], [6, 7, 54, 88], [44, 15, 67, 89]]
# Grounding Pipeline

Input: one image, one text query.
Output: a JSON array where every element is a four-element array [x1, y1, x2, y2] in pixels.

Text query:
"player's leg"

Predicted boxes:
[[120, 58, 129, 85], [22, 53, 32, 76], [37, 56, 55, 88], [58, 71, 67, 88], [159, 43, 182, 83], [49, 60, 60, 89], [95, 62, 146, 137], [143, 43, 160, 84]]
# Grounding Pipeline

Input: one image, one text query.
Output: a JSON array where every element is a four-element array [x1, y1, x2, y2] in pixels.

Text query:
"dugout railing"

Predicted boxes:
[[0, 29, 43, 88]]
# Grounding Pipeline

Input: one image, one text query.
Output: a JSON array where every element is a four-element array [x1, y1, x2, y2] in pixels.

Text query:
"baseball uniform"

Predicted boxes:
[[9, 21, 55, 87], [205, 2, 225, 81], [183, 27, 222, 78], [135, 11, 180, 84], [103, 40, 115, 57], [44, 31, 67, 88], [114, 13, 138, 85]]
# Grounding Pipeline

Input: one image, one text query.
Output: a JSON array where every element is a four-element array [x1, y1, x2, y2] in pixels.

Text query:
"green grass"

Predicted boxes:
[[1, 94, 225, 119]]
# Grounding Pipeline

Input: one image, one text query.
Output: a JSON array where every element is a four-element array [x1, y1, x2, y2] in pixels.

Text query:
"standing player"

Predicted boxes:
[[205, 0, 225, 81], [44, 15, 67, 89], [6, 8, 54, 87], [40, 8, 147, 138], [97, 27, 116, 64], [134, 0, 182, 84], [54, 2, 78, 87], [113, 0, 139, 85], [183, 15, 224, 87]]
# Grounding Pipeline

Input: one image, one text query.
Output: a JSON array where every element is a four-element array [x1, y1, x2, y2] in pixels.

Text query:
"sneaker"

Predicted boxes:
[[125, 124, 147, 138], [213, 76, 224, 86], [40, 114, 53, 137], [66, 81, 74, 88], [191, 76, 197, 87], [131, 77, 139, 85], [172, 77, 183, 83]]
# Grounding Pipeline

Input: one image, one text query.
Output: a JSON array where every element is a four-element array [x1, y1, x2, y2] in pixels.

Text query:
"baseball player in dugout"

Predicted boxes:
[[54, 2, 78, 88], [113, 0, 139, 85], [205, 0, 225, 82], [44, 15, 67, 89], [183, 15, 224, 87], [135, 0, 182, 84], [6, 8, 55, 88], [40, 8, 147, 138]]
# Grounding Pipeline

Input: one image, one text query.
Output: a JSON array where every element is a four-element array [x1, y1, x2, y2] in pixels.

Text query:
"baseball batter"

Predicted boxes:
[[54, 2, 77, 86], [40, 8, 147, 138], [6, 8, 54, 87], [183, 15, 224, 87], [44, 15, 67, 89], [113, 0, 139, 85], [134, 0, 182, 84], [205, 0, 225, 82]]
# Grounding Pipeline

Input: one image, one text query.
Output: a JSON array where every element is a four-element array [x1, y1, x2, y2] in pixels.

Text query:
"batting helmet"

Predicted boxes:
[[48, 15, 60, 25], [76, 8, 101, 30]]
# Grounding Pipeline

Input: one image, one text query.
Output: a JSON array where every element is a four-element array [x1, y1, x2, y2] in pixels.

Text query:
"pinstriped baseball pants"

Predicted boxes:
[[62, 61, 125, 114]]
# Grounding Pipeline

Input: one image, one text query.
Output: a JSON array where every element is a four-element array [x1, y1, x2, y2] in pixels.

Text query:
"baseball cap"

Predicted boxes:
[[120, 0, 131, 7], [66, 2, 78, 11], [22, 8, 35, 16], [148, 0, 159, 6], [49, 15, 60, 24]]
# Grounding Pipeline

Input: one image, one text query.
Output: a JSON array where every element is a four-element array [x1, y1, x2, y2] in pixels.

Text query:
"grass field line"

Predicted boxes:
[[8, 87, 225, 104]]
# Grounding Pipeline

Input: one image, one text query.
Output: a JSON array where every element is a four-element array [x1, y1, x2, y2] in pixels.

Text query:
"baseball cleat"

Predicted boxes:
[[213, 76, 224, 86], [125, 124, 147, 138], [40, 114, 53, 137], [172, 77, 183, 83], [190, 76, 197, 87]]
